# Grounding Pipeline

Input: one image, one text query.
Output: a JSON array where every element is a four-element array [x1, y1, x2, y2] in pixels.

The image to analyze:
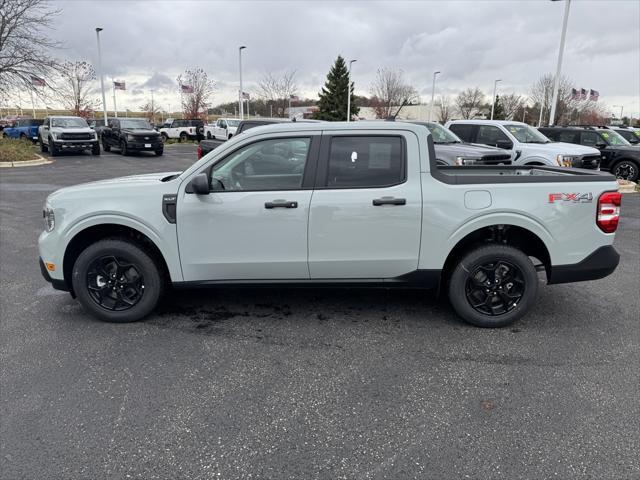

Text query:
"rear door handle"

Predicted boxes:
[[372, 197, 406, 206], [265, 200, 298, 209]]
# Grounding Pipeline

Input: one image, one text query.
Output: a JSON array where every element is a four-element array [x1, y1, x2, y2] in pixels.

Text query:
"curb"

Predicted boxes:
[[0, 154, 53, 168]]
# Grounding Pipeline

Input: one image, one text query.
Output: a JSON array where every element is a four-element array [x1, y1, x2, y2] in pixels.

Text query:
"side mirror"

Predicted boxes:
[[187, 172, 210, 195], [496, 140, 513, 150], [595, 142, 607, 149]]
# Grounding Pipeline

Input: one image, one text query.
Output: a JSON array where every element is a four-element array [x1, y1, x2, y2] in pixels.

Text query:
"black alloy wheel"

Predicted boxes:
[[86, 255, 144, 311], [613, 160, 638, 182], [465, 260, 525, 316]]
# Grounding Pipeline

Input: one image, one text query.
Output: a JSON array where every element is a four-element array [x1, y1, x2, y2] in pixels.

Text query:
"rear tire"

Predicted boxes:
[[102, 136, 111, 152], [71, 239, 164, 323], [179, 132, 188, 142], [448, 244, 538, 328], [206, 131, 212, 139], [161, 132, 168, 142]]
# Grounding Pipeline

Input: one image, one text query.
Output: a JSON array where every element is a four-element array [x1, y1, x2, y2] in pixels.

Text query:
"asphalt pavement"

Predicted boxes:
[[1, 146, 639, 479]]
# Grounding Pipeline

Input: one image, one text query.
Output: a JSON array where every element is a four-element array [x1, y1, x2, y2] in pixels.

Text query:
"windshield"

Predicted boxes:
[[424, 122, 461, 144], [599, 129, 631, 146], [227, 120, 240, 127], [120, 119, 152, 129], [51, 117, 88, 128], [504, 124, 550, 143]]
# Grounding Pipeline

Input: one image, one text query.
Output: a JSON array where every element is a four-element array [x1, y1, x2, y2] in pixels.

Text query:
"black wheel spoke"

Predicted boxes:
[[86, 255, 144, 312], [466, 259, 525, 317]]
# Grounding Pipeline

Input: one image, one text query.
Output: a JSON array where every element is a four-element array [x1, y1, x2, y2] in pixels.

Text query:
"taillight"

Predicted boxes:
[[196, 144, 202, 159], [597, 191, 621, 233]]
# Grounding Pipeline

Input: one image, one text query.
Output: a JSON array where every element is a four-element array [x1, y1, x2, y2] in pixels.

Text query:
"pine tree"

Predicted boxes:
[[492, 94, 505, 120], [313, 55, 359, 121]]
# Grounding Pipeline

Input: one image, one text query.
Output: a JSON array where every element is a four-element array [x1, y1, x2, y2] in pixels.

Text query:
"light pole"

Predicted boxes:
[[613, 104, 623, 120], [490, 79, 501, 120], [428, 70, 440, 122], [346, 59, 357, 122], [548, 0, 571, 126], [238, 46, 246, 119], [95, 27, 108, 126]]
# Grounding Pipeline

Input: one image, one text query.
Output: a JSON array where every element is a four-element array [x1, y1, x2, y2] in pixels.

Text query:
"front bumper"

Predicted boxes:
[[53, 140, 98, 151], [572, 155, 601, 169], [126, 141, 163, 151], [39, 257, 70, 292], [548, 245, 620, 284]]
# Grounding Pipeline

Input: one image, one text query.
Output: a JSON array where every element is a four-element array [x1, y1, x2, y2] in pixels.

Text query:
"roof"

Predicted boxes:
[[447, 119, 527, 126], [239, 120, 431, 139]]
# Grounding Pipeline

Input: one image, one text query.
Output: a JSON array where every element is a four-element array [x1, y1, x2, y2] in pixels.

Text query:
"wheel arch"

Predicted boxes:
[[62, 223, 173, 295]]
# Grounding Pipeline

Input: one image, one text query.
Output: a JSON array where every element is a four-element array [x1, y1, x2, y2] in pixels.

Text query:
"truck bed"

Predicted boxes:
[[435, 165, 615, 184]]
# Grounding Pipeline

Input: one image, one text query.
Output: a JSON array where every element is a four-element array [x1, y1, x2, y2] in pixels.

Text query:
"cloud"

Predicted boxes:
[[42, 0, 640, 116]]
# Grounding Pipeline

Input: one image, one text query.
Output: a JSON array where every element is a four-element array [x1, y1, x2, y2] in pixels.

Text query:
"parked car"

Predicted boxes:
[[539, 125, 640, 181], [446, 120, 601, 169], [159, 119, 204, 142], [39, 122, 621, 328], [100, 118, 163, 156], [204, 118, 240, 140], [2, 118, 44, 142], [0, 115, 31, 131], [409, 121, 512, 165], [607, 125, 640, 145], [38, 116, 100, 156]]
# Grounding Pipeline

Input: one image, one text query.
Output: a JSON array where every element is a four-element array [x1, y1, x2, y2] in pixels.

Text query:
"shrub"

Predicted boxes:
[[0, 137, 38, 162]]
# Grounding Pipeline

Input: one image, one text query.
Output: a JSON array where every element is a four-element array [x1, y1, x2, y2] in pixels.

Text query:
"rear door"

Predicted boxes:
[[308, 130, 422, 279]]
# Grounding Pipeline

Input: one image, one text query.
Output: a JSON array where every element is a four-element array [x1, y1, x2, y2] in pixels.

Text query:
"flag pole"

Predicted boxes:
[[29, 88, 36, 118], [112, 80, 118, 118]]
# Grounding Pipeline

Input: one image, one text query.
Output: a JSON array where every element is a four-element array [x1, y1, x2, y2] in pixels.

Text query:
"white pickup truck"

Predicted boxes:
[[39, 122, 621, 328], [446, 120, 602, 169], [204, 118, 240, 140]]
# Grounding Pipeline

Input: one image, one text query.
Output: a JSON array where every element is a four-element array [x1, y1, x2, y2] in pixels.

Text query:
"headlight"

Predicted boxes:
[[556, 154, 575, 167], [126, 134, 136, 141], [43, 206, 55, 232], [455, 156, 478, 166]]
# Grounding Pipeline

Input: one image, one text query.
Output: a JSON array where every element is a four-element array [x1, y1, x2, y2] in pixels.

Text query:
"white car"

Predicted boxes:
[[205, 118, 240, 140], [38, 116, 100, 156], [159, 119, 204, 142], [445, 120, 602, 169]]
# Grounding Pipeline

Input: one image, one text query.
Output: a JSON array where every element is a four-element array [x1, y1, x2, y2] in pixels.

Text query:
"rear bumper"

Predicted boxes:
[[39, 257, 69, 292], [548, 246, 620, 284]]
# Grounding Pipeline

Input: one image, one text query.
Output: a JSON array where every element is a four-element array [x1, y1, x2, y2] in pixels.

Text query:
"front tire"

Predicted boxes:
[[92, 142, 101, 155], [102, 136, 111, 152], [206, 131, 212, 139], [448, 244, 538, 328], [72, 239, 164, 323], [179, 132, 188, 142], [120, 140, 128, 155], [49, 138, 58, 156], [155, 148, 163, 156], [161, 132, 168, 142], [612, 159, 639, 182], [39, 136, 48, 152]]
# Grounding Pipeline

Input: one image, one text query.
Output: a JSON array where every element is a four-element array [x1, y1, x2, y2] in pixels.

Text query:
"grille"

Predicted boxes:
[[481, 154, 512, 164], [60, 132, 93, 140]]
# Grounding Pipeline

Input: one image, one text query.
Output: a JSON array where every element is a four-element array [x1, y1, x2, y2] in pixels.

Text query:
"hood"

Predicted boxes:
[[47, 171, 180, 203], [50, 127, 93, 133], [121, 128, 160, 136], [523, 141, 600, 155]]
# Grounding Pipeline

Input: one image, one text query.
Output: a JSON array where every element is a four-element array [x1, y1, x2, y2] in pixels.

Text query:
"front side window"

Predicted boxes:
[[210, 137, 311, 191], [581, 131, 604, 147], [558, 131, 579, 144], [326, 136, 404, 188], [503, 124, 550, 144], [425, 122, 462, 144], [598, 129, 631, 146], [477, 125, 510, 146]]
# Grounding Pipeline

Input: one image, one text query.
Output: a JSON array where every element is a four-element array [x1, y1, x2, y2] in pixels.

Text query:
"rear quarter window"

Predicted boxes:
[[448, 124, 475, 142]]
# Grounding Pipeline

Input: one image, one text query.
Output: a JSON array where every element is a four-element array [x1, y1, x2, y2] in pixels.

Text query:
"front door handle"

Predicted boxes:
[[265, 200, 298, 209], [372, 197, 406, 206]]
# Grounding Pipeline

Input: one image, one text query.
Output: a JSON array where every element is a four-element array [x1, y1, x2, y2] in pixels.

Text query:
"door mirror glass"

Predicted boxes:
[[496, 140, 513, 150], [188, 172, 210, 195]]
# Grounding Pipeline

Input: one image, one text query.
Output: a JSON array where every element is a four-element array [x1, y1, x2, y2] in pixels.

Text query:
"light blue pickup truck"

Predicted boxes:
[[38, 122, 621, 327], [2, 118, 43, 142]]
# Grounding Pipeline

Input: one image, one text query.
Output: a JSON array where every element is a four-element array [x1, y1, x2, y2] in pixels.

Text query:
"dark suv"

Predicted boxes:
[[100, 118, 163, 156], [608, 126, 640, 145], [539, 126, 640, 181]]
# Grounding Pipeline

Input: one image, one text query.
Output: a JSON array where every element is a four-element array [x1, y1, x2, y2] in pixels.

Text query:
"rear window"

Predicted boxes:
[[448, 124, 475, 142], [326, 136, 405, 188]]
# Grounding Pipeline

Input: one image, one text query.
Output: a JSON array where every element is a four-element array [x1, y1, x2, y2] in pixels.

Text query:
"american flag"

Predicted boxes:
[[31, 75, 45, 87], [113, 80, 126, 90], [589, 89, 599, 101], [571, 88, 579, 100], [181, 84, 194, 94], [580, 88, 588, 100], [241, 91, 250, 100]]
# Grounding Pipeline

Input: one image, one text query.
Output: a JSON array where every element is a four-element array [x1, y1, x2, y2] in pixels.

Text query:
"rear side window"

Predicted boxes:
[[539, 129, 559, 141], [448, 124, 475, 142], [558, 130, 579, 143], [326, 136, 404, 188]]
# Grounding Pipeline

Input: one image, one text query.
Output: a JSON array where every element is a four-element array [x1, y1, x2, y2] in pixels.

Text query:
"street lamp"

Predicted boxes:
[[238, 46, 246, 119], [428, 71, 440, 122], [347, 59, 357, 122], [95, 27, 108, 126], [490, 79, 502, 120], [613, 104, 624, 120], [548, 0, 572, 126]]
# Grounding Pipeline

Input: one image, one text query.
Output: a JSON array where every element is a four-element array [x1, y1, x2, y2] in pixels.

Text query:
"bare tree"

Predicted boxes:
[[499, 93, 524, 120], [455, 87, 485, 119], [257, 70, 298, 117], [0, 0, 61, 91], [369, 68, 418, 119], [139, 100, 162, 123], [177, 68, 215, 118], [54, 61, 97, 117], [436, 95, 452, 123]]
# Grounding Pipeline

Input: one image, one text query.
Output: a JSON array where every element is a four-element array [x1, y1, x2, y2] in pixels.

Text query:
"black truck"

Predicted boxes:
[[99, 118, 163, 156], [539, 125, 640, 181]]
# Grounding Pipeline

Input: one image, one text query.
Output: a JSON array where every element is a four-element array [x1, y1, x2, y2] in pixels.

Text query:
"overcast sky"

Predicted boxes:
[[45, 0, 640, 116]]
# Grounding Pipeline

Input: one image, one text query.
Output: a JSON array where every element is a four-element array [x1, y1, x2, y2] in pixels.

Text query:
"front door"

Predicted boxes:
[[178, 133, 319, 281], [308, 132, 422, 279]]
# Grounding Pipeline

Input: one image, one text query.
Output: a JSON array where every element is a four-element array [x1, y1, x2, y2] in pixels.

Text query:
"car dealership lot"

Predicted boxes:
[[1, 149, 639, 478]]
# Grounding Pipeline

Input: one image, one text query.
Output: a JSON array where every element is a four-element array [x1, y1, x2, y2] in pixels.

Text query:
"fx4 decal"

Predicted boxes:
[[548, 193, 593, 203]]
